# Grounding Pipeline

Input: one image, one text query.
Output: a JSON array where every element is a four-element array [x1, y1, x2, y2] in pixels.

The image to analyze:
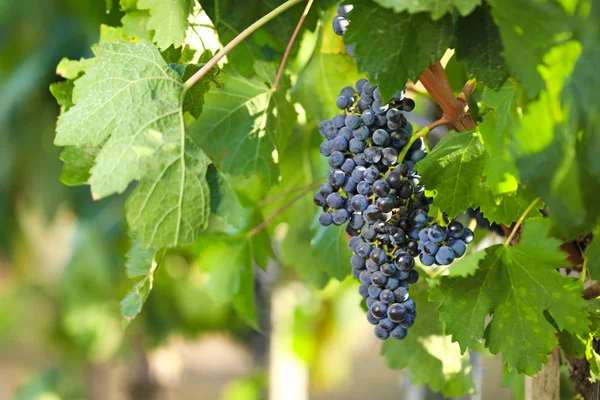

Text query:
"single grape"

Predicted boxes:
[[372, 180, 390, 197], [435, 246, 456, 265], [341, 158, 356, 173], [345, 114, 361, 129], [340, 86, 356, 98], [364, 146, 383, 163], [351, 166, 366, 182], [370, 248, 387, 265], [462, 228, 475, 244], [368, 285, 383, 298], [354, 153, 367, 166], [371, 271, 388, 286], [387, 303, 407, 323], [379, 317, 395, 331], [380, 289, 395, 303], [352, 125, 370, 141], [342, 178, 357, 193], [349, 213, 365, 230], [351, 194, 369, 212], [357, 181, 371, 195], [399, 314, 415, 329], [326, 193, 344, 208], [376, 197, 394, 213], [363, 205, 382, 223], [328, 151, 345, 168], [332, 15, 347, 36], [349, 236, 364, 252], [394, 286, 409, 302], [395, 253, 414, 271], [407, 269, 419, 284], [313, 191, 326, 207], [366, 310, 380, 325], [366, 259, 379, 272], [355, 78, 368, 93], [380, 262, 396, 276], [356, 242, 372, 257], [319, 212, 333, 226], [361, 109, 376, 126], [318, 120, 336, 139], [335, 95, 350, 109], [390, 326, 408, 340], [319, 141, 332, 156], [449, 239, 467, 257], [333, 114, 346, 128], [370, 301, 388, 318], [366, 297, 376, 308], [373, 129, 390, 146], [400, 98, 415, 112], [423, 241, 439, 256], [364, 167, 380, 183], [386, 108, 402, 124], [358, 283, 370, 298], [385, 277, 400, 290], [402, 298, 416, 313], [374, 325, 390, 340], [332, 136, 348, 152], [447, 220, 465, 238], [332, 209, 349, 225], [359, 270, 372, 285], [351, 254, 365, 269], [381, 148, 398, 166], [410, 209, 428, 228], [419, 253, 435, 266], [372, 100, 387, 114]]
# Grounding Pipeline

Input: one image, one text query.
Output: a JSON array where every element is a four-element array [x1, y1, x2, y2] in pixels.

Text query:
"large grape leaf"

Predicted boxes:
[[430, 220, 589, 375], [344, 1, 453, 100], [455, 4, 507, 90], [382, 282, 474, 396], [191, 62, 293, 187], [121, 238, 157, 326], [137, 0, 192, 50], [54, 41, 216, 248], [486, 0, 572, 97], [478, 82, 520, 194], [514, 42, 600, 239], [416, 130, 487, 217]]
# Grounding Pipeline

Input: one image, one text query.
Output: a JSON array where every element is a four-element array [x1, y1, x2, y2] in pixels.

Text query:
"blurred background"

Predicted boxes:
[[0, 1, 549, 399]]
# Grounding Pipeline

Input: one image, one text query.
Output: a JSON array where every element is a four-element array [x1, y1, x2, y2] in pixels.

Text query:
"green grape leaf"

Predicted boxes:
[[55, 41, 216, 248], [416, 130, 487, 217], [125, 237, 156, 278], [373, 0, 481, 19], [515, 42, 600, 239], [455, 4, 507, 90], [478, 81, 520, 194], [344, 1, 453, 100], [383, 282, 474, 396], [49, 81, 75, 113], [194, 235, 258, 328], [191, 62, 291, 187], [585, 227, 600, 281], [137, 0, 192, 50], [121, 10, 153, 42], [121, 278, 153, 327], [206, 165, 245, 228], [59, 146, 99, 187], [487, 0, 572, 97], [56, 57, 97, 80], [312, 223, 353, 281], [476, 186, 542, 226], [430, 220, 589, 375], [447, 250, 487, 277]]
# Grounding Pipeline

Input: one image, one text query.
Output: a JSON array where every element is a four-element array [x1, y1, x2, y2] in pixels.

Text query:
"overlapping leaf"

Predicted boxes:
[[344, 1, 453, 100], [137, 0, 192, 50], [430, 220, 589, 374], [191, 62, 294, 187], [487, 0, 572, 97], [416, 130, 487, 217], [455, 4, 507, 90], [312, 224, 353, 281]]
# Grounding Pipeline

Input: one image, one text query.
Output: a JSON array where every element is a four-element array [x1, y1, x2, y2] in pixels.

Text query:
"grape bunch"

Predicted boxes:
[[313, 79, 473, 340], [332, 3, 355, 56]]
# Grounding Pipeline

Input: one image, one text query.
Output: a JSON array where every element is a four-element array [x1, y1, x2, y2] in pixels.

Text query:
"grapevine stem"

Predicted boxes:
[[183, 0, 303, 91], [396, 117, 450, 163], [504, 198, 541, 246], [247, 189, 310, 237], [271, 0, 314, 92]]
